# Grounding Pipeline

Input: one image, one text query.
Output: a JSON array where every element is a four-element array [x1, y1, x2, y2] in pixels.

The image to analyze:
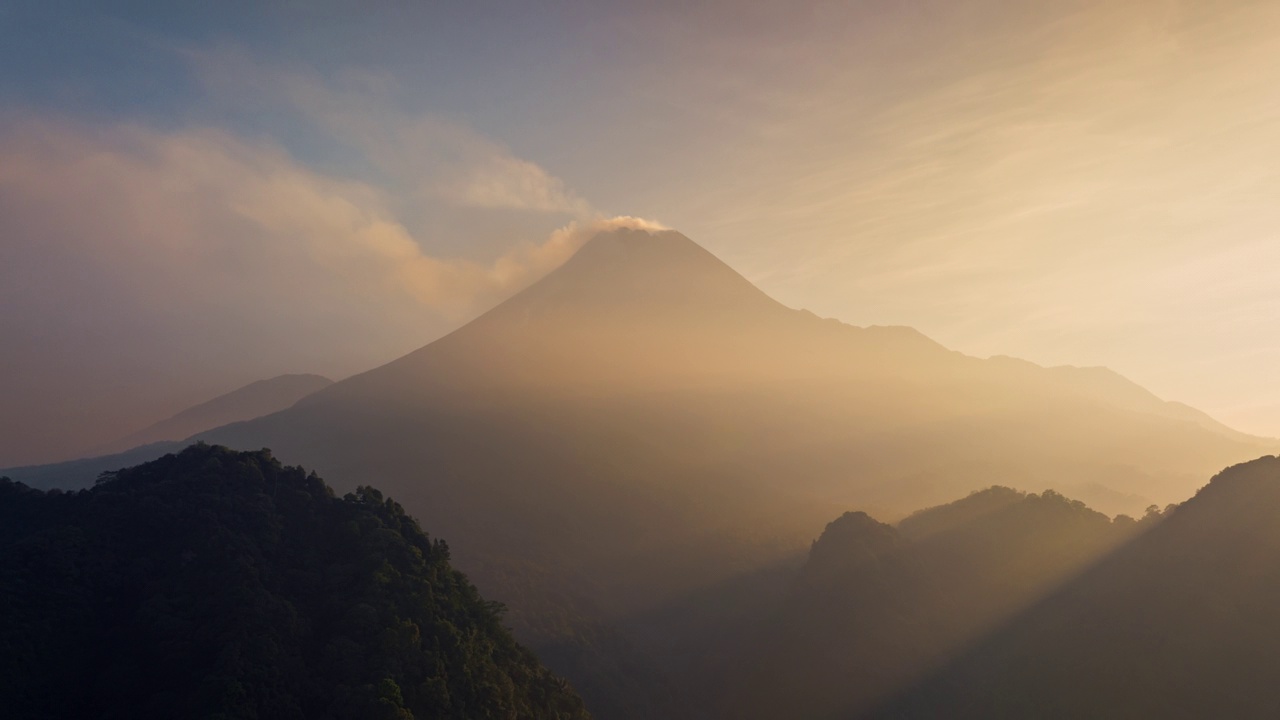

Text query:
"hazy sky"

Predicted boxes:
[[3, 0, 1280, 465]]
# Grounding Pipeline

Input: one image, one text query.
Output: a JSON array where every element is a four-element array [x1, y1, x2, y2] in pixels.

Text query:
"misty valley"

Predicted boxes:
[[6, 229, 1280, 719]]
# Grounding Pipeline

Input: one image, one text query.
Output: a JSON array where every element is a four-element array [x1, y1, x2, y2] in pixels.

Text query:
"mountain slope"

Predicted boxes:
[[0, 444, 589, 720], [873, 454, 1280, 719], [95, 373, 333, 454]]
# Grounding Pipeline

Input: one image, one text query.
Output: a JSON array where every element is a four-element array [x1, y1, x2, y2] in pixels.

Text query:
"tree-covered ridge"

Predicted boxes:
[[722, 487, 1148, 719], [0, 444, 590, 720], [872, 455, 1280, 719]]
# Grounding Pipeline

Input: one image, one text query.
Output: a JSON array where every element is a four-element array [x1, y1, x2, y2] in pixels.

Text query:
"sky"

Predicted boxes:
[[3, 0, 1280, 465]]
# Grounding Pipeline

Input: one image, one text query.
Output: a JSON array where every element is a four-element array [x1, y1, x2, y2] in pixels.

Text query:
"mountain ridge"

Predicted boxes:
[[718, 484, 1143, 719], [869, 453, 1280, 719], [93, 373, 333, 455]]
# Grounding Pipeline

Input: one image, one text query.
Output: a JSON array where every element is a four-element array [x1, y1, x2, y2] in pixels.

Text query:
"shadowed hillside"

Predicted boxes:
[[0, 445, 589, 720], [871, 454, 1280, 719], [715, 487, 1149, 719]]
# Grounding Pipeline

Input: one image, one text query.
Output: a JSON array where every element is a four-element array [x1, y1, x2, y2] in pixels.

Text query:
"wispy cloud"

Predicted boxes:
[[0, 99, 656, 464], [0, 117, 622, 320], [189, 47, 595, 219]]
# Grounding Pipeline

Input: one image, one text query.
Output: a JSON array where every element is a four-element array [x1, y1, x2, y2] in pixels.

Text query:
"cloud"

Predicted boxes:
[[0, 114, 659, 464], [439, 153, 595, 215], [0, 115, 652, 324], [464, 214, 667, 301], [188, 47, 595, 218], [0, 43, 673, 465]]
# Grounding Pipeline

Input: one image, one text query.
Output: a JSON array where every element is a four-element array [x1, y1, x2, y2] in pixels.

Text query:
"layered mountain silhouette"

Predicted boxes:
[[869, 455, 1280, 719], [95, 373, 332, 454], [12, 227, 1277, 717], [702, 457, 1280, 719], [2, 373, 331, 492], [715, 487, 1149, 719]]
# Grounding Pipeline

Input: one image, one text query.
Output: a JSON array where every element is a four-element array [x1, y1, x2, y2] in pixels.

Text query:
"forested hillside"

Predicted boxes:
[[0, 444, 589, 720], [872, 455, 1280, 719], [716, 487, 1155, 719]]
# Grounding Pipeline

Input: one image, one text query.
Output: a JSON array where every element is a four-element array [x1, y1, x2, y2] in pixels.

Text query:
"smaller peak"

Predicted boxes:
[[1190, 455, 1280, 508], [809, 511, 901, 564], [823, 510, 891, 534], [897, 486, 1110, 542], [798, 511, 908, 594]]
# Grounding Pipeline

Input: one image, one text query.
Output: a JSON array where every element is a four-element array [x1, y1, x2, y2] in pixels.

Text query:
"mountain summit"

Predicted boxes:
[[328, 227, 947, 400], [507, 227, 785, 320]]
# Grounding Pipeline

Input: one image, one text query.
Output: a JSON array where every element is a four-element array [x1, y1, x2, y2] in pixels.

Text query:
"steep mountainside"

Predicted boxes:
[[13, 228, 1276, 718], [873, 455, 1280, 719], [0, 445, 589, 720]]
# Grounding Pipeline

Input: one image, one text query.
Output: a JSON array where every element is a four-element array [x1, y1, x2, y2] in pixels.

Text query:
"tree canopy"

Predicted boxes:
[[0, 444, 589, 720]]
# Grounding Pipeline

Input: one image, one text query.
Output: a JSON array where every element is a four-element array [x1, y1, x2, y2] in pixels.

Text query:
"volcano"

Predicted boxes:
[[8, 227, 1274, 717], [16, 227, 1272, 577]]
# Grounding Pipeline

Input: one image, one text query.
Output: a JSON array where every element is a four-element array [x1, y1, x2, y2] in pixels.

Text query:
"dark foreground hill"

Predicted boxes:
[[0, 445, 589, 720], [870, 454, 1280, 719]]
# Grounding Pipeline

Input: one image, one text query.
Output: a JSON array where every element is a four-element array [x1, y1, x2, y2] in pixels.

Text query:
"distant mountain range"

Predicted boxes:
[[93, 373, 333, 454], [2, 373, 331, 492], [8, 227, 1277, 718]]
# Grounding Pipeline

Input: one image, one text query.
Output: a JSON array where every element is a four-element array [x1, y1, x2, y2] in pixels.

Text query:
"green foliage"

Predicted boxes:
[[0, 444, 589, 720]]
